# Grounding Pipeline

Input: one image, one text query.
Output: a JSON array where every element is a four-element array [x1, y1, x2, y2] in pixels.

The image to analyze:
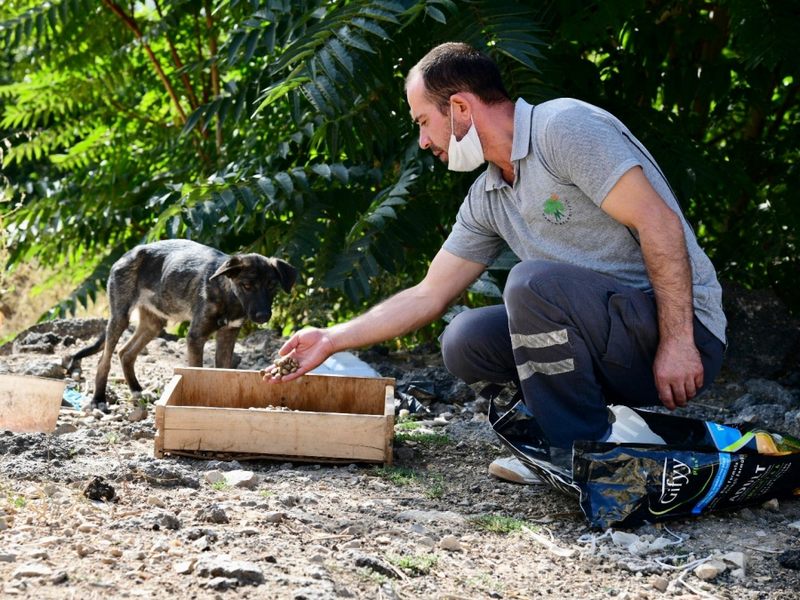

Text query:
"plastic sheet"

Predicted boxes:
[[489, 398, 800, 528]]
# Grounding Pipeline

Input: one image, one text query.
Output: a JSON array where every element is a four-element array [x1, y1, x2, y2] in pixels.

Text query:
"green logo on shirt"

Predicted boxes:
[[543, 193, 570, 224]]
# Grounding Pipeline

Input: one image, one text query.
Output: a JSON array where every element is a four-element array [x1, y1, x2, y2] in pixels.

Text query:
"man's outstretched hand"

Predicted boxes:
[[262, 327, 336, 383]]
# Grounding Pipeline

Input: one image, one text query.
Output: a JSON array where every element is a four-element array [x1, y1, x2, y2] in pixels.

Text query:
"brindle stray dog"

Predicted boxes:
[[68, 239, 297, 411]]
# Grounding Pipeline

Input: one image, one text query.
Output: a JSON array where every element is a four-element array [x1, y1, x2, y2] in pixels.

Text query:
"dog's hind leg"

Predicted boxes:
[[93, 314, 131, 411], [118, 306, 166, 398]]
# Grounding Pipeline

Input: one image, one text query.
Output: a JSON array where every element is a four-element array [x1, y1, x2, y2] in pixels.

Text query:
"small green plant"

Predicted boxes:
[[469, 514, 536, 534], [372, 466, 420, 486], [388, 553, 438, 576], [395, 420, 423, 431], [356, 567, 388, 586], [395, 431, 452, 446], [211, 480, 229, 491], [8, 495, 26, 509], [105, 432, 119, 445], [258, 490, 274, 498], [425, 474, 445, 499]]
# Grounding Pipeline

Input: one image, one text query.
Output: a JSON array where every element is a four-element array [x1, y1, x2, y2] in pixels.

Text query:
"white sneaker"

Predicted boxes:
[[488, 456, 543, 485]]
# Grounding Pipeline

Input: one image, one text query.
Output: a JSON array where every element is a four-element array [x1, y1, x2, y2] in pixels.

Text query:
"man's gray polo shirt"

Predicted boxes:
[[442, 97, 727, 344]]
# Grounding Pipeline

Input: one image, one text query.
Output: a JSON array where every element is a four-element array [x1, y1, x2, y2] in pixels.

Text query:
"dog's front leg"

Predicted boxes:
[[215, 326, 240, 368], [186, 326, 212, 367]]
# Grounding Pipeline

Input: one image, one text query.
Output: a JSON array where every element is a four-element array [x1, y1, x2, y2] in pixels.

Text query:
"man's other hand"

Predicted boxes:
[[653, 338, 704, 410]]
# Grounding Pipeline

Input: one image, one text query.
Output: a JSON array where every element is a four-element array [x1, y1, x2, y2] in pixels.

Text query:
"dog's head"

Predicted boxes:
[[209, 254, 297, 324]]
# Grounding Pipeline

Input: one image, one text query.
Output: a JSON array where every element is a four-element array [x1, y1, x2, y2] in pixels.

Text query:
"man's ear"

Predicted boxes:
[[449, 93, 472, 119]]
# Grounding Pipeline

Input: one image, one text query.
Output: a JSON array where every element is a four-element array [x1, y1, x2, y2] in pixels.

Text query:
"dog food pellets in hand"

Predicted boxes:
[[261, 355, 300, 379]]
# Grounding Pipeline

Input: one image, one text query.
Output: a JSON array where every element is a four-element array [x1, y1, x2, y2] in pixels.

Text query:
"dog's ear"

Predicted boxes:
[[271, 258, 297, 292], [209, 256, 243, 281]]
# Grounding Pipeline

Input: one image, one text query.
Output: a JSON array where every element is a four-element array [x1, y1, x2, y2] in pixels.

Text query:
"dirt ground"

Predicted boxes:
[[1, 318, 800, 600]]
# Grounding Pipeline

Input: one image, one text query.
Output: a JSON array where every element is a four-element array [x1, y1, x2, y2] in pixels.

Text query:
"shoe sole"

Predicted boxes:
[[488, 462, 541, 485]]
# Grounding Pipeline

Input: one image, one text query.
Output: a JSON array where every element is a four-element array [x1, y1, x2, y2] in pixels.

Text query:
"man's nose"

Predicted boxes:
[[418, 132, 430, 149]]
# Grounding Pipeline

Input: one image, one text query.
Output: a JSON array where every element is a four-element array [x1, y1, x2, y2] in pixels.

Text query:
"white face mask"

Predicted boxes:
[[447, 109, 485, 172]]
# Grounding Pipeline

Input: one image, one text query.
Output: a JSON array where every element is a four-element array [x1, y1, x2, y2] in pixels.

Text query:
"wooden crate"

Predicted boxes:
[[154, 367, 395, 464], [0, 374, 65, 433]]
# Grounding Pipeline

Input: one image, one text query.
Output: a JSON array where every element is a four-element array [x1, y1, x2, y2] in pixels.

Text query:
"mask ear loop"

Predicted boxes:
[[449, 103, 472, 141]]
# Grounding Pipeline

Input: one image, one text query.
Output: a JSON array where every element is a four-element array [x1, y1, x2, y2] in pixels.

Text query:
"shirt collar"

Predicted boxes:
[[484, 97, 534, 191]]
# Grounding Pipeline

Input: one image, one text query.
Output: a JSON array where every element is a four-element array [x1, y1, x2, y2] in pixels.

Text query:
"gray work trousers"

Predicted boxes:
[[440, 260, 725, 449]]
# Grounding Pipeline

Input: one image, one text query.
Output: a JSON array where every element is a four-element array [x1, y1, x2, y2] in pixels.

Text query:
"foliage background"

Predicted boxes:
[[1, 0, 797, 344]]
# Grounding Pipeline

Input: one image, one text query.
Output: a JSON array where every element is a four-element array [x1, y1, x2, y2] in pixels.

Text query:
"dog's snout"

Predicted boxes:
[[253, 310, 271, 324]]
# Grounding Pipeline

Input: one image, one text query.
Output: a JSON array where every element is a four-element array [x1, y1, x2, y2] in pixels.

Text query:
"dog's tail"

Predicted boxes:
[[64, 333, 106, 374]]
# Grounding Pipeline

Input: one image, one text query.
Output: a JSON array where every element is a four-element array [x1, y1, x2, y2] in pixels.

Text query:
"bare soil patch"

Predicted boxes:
[[0, 318, 799, 600]]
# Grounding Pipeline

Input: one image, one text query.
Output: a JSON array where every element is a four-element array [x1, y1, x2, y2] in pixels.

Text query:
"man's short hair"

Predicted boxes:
[[406, 42, 510, 113]]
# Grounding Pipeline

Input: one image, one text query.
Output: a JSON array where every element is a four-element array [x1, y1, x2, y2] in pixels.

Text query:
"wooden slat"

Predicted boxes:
[[172, 367, 394, 415], [160, 406, 388, 462], [383, 384, 395, 465]]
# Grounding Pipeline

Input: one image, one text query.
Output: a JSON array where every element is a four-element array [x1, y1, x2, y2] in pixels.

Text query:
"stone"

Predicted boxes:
[[395, 509, 466, 525], [12, 562, 53, 578], [125, 458, 200, 488], [174, 559, 195, 575], [146, 495, 166, 508], [75, 543, 96, 557], [718, 551, 747, 572], [41, 483, 62, 497], [261, 511, 285, 524], [196, 504, 229, 524], [53, 423, 78, 436], [23, 361, 64, 378], [694, 560, 726, 581], [439, 534, 463, 552], [203, 470, 226, 485], [224, 470, 260, 489], [193, 536, 213, 552], [195, 554, 264, 585], [152, 512, 181, 531], [50, 571, 68, 585], [25, 548, 48, 560], [651, 576, 669, 592], [761, 498, 780, 512], [204, 576, 237, 590], [127, 406, 147, 422]]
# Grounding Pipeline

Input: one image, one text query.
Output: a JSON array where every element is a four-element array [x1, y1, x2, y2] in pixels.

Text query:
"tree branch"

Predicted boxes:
[[101, 0, 188, 124], [204, 0, 223, 157], [153, 0, 200, 111], [193, 11, 210, 104]]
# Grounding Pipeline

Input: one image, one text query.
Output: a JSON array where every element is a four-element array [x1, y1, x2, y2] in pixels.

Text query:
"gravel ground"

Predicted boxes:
[[1, 319, 799, 600]]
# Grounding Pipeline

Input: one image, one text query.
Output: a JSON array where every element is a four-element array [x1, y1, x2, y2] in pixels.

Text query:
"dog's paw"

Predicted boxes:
[[89, 400, 111, 414]]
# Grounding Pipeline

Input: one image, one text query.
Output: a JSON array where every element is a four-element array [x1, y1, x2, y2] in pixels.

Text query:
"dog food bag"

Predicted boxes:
[[573, 440, 800, 529], [489, 399, 800, 528]]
